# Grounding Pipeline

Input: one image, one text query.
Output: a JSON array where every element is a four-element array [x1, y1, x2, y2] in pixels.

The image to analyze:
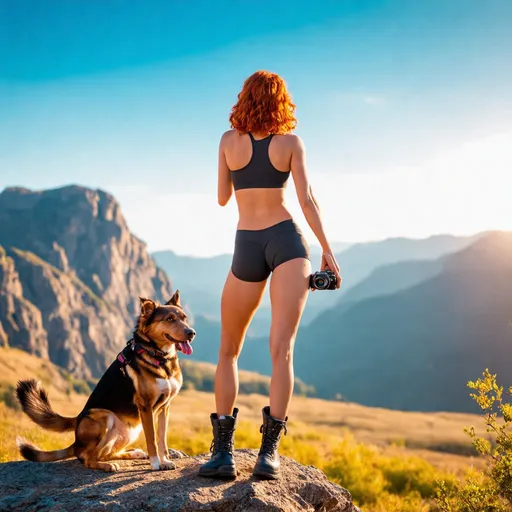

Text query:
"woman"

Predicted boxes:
[[198, 70, 341, 480]]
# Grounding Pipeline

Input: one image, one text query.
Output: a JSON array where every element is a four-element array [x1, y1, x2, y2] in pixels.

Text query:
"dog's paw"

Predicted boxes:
[[159, 458, 177, 470], [103, 462, 120, 472], [150, 456, 161, 470], [129, 449, 148, 459], [167, 448, 187, 459], [149, 456, 176, 471]]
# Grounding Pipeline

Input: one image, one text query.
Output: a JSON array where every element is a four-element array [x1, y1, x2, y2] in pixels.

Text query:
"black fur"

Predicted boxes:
[[15, 378, 76, 431], [78, 352, 179, 421], [19, 441, 38, 461], [79, 360, 140, 421]]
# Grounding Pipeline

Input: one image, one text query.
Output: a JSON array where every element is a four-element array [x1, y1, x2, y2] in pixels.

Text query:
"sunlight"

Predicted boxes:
[[291, 129, 512, 247]]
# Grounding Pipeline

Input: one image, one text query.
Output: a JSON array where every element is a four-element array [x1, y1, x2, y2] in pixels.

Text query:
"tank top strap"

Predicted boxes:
[[248, 132, 273, 144]]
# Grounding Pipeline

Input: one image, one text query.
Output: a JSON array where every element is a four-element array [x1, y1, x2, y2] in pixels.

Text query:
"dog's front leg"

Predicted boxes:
[[138, 404, 165, 471], [157, 404, 175, 470]]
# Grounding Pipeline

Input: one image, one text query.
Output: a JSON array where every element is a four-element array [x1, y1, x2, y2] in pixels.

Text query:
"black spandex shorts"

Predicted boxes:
[[231, 219, 310, 282]]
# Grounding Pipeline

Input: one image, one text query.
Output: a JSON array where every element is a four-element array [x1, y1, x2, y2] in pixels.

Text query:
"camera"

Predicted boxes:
[[309, 270, 337, 290]]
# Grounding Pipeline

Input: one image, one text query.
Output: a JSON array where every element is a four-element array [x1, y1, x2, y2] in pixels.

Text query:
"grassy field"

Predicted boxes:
[[0, 347, 488, 511]]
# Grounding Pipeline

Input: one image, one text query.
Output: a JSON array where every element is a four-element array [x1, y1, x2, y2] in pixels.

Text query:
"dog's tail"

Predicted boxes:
[[16, 437, 75, 462], [15, 379, 77, 432]]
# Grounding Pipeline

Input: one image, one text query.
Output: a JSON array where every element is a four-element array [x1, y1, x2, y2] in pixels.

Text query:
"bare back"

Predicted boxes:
[[222, 130, 296, 230]]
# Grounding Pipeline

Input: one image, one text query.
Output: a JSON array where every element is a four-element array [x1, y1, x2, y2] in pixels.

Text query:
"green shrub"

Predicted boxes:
[[381, 453, 451, 497], [436, 369, 512, 511]]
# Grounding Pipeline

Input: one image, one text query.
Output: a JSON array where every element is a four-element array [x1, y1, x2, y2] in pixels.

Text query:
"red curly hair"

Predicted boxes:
[[229, 71, 297, 135]]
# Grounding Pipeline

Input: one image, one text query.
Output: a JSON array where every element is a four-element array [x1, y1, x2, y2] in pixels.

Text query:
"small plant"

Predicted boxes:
[[436, 369, 512, 511]]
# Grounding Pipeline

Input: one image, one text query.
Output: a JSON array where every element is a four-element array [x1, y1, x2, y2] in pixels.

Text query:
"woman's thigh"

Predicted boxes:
[[219, 270, 267, 357], [269, 258, 311, 357]]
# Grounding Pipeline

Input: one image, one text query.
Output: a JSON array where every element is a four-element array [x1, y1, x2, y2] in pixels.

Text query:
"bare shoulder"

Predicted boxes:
[[275, 133, 304, 150], [221, 129, 241, 142], [219, 129, 238, 148]]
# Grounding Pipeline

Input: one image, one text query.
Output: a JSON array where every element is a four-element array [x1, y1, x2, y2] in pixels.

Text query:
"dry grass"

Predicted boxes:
[[0, 347, 484, 477], [1, 347, 493, 510]]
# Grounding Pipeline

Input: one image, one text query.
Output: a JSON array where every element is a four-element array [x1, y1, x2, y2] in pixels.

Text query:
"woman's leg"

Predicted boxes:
[[268, 258, 311, 420], [215, 270, 267, 416]]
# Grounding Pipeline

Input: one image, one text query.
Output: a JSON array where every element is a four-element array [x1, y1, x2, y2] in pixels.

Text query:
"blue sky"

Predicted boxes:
[[1, 1, 511, 256]]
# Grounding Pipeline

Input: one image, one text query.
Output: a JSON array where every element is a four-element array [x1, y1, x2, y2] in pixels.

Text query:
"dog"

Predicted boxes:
[[15, 290, 195, 472]]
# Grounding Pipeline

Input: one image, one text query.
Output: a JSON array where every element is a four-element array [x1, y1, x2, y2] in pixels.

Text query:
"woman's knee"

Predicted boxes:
[[270, 337, 295, 364], [218, 337, 243, 360]]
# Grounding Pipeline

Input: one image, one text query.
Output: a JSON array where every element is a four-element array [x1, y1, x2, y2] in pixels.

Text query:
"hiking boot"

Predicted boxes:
[[198, 408, 238, 479], [253, 406, 288, 480]]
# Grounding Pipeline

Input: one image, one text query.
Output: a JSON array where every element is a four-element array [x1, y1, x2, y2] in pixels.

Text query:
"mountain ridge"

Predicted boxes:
[[189, 231, 511, 413], [154, 232, 478, 335], [0, 185, 172, 378], [292, 230, 512, 412]]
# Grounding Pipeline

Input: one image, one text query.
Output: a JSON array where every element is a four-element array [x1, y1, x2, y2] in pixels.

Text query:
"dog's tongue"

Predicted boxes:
[[179, 341, 193, 356]]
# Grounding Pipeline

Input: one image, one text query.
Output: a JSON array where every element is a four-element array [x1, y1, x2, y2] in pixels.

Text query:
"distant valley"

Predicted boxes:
[[1, 184, 509, 414], [153, 233, 477, 335], [184, 231, 512, 413]]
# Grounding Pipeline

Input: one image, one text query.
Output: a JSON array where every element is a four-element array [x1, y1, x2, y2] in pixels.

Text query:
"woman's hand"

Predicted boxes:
[[321, 250, 342, 290]]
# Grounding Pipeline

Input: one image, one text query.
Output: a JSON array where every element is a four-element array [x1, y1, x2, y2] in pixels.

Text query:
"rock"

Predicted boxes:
[[5, 246, 126, 378], [0, 246, 48, 356], [0, 185, 173, 379], [0, 449, 359, 512]]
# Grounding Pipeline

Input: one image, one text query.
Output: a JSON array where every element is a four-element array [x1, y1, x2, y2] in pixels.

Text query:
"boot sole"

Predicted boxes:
[[198, 465, 237, 479], [253, 468, 279, 480]]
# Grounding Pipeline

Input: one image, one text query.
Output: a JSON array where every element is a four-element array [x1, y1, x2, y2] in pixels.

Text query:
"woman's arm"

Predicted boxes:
[[291, 135, 330, 251], [290, 135, 341, 288], [217, 132, 233, 207]]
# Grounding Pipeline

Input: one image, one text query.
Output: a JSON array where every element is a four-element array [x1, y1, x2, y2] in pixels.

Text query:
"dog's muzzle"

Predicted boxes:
[[164, 333, 194, 355]]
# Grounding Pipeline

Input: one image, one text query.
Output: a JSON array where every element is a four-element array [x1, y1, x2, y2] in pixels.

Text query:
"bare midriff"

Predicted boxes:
[[234, 187, 293, 231]]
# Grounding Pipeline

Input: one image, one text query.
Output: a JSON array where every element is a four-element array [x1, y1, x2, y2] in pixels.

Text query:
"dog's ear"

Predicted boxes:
[[165, 290, 180, 307], [139, 297, 156, 317]]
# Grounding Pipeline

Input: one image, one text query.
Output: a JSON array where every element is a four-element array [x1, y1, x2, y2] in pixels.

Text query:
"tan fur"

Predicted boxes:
[[16, 290, 194, 472]]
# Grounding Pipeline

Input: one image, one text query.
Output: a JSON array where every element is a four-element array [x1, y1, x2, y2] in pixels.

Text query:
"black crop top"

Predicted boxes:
[[230, 133, 290, 190]]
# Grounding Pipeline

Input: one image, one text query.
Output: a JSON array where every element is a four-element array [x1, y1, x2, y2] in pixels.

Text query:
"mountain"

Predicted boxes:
[[151, 249, 232, 314], [154, 234, 478, 334], [334, 258, 444, 314], [0, 246, 47, 356], [151, 249, 272, 337], [302, 233, 480, 323], [0, 186, 172, 378], [3, 184, 505, 413], [224, 232, 512, 412], [291, 231, 512, 412], [309, 241, 353, 255], [0, 185, 309, 396]]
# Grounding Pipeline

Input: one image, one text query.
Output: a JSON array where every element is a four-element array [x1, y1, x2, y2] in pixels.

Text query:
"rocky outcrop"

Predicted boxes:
[[0, 449, 360, 511], [0, 246, 48, 356], [0, 186, 173, 378]]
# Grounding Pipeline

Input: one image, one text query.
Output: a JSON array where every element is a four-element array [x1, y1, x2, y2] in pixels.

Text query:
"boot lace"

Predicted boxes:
[[210, 427, 234, 454], [259, 422, 287, 454]]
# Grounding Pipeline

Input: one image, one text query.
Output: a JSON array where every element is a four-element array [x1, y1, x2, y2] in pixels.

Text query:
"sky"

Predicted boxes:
[[1, 0, 511, 257]]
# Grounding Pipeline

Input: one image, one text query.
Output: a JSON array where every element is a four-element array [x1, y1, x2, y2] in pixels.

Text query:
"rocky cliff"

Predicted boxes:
[[0, 246, 47, 356], [0, 186, 172, 378], [0, 449, 360, 511]]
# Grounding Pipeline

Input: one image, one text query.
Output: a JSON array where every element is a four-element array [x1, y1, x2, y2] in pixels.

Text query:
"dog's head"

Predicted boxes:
[[137, 290, 195, 356]]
